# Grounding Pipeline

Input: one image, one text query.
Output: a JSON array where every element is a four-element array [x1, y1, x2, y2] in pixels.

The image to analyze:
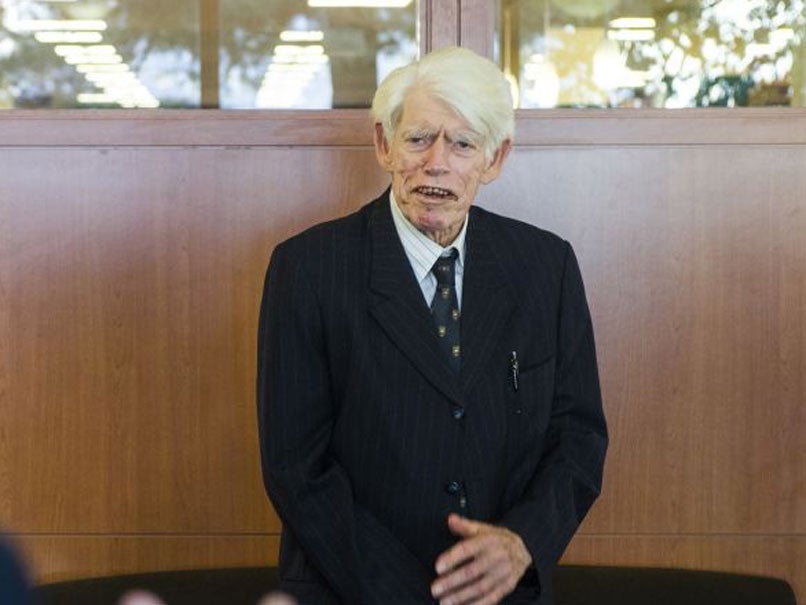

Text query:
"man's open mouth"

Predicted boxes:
[[412, 186, 457, 200]]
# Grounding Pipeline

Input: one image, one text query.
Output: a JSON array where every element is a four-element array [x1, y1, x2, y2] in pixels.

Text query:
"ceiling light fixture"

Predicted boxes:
[[10, 19, 107, 31], [280, 30, 325, 42], [609, 17, 656, 29], [75, 63, 130, 73], [308, 0, 412, 7], [34, 31, 104, 43], [273, 44, 325, 56], [77, 93, 116, 103], [64, 54, 122, 64], [607, 29, 655, 41], [54, 44, 117, 56]]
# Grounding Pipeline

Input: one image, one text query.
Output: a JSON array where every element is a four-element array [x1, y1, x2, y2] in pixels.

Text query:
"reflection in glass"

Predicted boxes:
[[218, 1, 417, 109], [498, 0, 806, 108], [0, 0, 417, 109], [0, 0, 200, 108]]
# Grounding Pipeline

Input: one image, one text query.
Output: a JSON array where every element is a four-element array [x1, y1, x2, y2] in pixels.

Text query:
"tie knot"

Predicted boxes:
[[432, 248, 458, 287]]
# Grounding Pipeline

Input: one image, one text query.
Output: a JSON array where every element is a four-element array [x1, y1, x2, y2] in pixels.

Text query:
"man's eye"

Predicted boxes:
[[406, 136, 429, 147]]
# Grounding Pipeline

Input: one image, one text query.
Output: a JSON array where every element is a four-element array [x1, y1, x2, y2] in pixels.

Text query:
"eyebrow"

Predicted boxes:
[[401, 125, 481, 142]]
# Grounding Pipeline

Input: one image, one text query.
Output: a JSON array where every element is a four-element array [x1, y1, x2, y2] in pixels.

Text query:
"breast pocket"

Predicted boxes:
[[509, 353, 555, 434]]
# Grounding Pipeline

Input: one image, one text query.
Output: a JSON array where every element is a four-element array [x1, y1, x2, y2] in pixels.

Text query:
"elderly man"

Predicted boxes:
[[258, 46, 607, 604]]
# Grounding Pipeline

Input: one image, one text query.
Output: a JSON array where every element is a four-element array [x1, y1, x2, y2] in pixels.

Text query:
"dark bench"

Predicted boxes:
[[34, 565, 797, 604]]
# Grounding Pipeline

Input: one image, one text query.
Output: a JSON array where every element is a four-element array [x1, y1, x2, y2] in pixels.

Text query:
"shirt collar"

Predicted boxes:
[[389, 189, 468, 284]]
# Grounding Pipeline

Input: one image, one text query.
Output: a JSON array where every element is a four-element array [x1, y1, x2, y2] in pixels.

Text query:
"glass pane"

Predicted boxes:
[[219, 1, 417, 109], [0, 0, 201, 108], [0, 0, 418, 109], [497, 0, 806, 108]]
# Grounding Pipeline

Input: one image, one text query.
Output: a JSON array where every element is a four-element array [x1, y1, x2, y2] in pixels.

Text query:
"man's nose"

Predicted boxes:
[[422, 136, 450, 176]]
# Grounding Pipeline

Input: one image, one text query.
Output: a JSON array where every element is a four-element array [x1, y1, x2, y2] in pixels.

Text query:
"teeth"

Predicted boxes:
[[416, 186, 453, 197]]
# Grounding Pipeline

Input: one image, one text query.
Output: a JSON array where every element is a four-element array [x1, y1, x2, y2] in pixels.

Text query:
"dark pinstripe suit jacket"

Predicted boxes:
[[257, 190, 607, 604]]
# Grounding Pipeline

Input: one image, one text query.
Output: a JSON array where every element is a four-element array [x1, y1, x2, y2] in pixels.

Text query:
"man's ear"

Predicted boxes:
[[373, 123, 392, 171], [480, 139, 512, 184]]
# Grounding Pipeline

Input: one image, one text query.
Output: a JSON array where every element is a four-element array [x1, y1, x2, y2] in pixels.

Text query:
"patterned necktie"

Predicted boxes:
[[430, 248, 461, 372]]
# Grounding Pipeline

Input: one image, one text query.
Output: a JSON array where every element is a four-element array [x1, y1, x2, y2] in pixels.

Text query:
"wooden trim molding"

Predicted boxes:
[[460, 0, 497, 58], [422, 0, 460, 52], [513, 108, 806, 147], [2, 109, 806, 147]]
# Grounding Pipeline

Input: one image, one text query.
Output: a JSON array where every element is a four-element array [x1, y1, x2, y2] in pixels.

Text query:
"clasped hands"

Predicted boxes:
[[431, 513, 532, 605]]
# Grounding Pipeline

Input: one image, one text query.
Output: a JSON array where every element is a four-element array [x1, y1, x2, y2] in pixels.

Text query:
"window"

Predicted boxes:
[[0, 0, 418, 109], [498, 0, 806, 108]]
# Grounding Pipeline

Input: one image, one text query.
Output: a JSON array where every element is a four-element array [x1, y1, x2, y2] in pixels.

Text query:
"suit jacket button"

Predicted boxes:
[[445, 481, 461, 495], [452, 407, 465, 420]]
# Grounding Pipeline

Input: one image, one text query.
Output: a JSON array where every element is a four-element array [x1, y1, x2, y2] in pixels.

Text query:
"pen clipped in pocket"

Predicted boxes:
[[507, 352, 555, 426]]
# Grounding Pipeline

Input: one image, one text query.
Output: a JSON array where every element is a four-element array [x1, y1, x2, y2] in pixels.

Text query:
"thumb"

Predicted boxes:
[[447, 513, 482, 537]]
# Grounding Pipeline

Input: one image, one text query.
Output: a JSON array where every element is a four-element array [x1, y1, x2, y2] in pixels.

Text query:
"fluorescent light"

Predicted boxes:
[[266, 71, 315, 82], [64, 54, 122, 64], [54, 44, 117, 56], [607, 29, 655, 41], [609, 17, 656, 29], [280, 30, 324, 42], [271, 54, 329, 64], [11, 19, 107, 31], [268, 63, 319, 72], [308, 0, 412, 7], [34, 31, 104, 43], [77, 93, 116, 103], [80, 84, 160, 107], [84, 72, 137, 81], [75, 63, 130, 73], [273, 44, 325, 56], [80, 93, 158, 108], [84, 71, 136, 79]]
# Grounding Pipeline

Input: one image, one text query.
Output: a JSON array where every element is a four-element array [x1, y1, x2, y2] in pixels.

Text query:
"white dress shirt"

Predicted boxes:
[[389, 189, 467, 309]]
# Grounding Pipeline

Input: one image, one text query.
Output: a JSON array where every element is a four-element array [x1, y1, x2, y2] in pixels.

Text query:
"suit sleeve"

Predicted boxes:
[[499, 241, 608, 581], [257, 242, 434, 603]]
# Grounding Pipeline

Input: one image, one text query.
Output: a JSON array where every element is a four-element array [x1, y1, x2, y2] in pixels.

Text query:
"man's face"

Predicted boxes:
[[374, 89, 510, 246]]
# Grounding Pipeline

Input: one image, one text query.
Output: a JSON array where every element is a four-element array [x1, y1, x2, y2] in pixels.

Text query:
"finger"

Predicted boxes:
[[447, 513, 485, 538], [437, 532, 523, 603], [434, 533, 510, 597], [473, 582, 515, 605], [437, 562, 508, 605], [432, 554, 486, 600], [435, 532, 488, 576], [440, 548, 517, 605]]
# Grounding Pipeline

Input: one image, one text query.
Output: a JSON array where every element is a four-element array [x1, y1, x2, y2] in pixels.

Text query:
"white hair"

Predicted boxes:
[[371, 46, 514, 159]]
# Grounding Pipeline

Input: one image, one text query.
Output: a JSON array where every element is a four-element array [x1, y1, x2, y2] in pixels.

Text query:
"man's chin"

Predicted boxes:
[[413, 215, 448, 234]]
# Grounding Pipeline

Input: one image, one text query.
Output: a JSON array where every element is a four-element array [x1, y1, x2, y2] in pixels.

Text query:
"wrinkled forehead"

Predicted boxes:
[[395, 88, 482, 139]]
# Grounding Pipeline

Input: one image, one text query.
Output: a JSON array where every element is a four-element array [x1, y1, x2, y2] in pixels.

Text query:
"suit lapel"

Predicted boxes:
[[459, 207, 519, 393], [368, 193, 464, 405]]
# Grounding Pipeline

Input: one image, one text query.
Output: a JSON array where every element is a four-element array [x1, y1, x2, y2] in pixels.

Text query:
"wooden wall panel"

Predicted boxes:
[[478, 146, 805, 535], [477, 144, 806, 600], [0, 146, 386, 576]]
